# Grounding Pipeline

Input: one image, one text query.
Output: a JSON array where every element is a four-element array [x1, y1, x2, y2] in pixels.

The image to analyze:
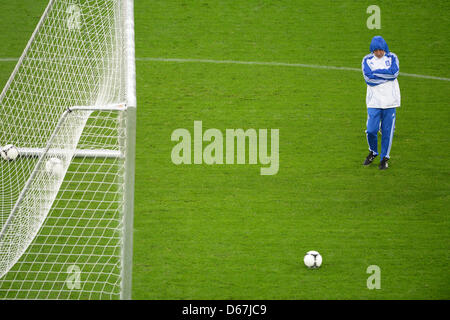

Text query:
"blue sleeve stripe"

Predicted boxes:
[[363, 73, 389, 85], [373, 72, 398, 79], [364, 75, 388, 84]]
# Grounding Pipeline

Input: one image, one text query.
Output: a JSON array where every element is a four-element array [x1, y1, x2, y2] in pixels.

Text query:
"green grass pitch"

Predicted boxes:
[[0, 0, 449, 299]]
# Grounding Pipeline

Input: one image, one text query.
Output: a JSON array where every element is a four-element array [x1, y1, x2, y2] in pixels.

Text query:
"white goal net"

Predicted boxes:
[[0, 0, 136, 299]]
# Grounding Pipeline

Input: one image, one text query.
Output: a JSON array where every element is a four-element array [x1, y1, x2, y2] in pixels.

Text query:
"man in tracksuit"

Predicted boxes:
[[362, 36, 400, 170]]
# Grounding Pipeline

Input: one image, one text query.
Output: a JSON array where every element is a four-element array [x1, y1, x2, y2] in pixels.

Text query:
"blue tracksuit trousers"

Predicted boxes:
[[366, 108, 396, 161]]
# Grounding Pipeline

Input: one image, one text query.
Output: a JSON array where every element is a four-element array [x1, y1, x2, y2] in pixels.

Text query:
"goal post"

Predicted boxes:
[[0, 0, 136, 300], [121, 0, 137, 300]]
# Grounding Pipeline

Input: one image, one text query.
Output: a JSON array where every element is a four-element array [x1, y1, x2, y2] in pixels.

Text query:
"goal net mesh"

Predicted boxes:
[[0, 0, 131, 299]]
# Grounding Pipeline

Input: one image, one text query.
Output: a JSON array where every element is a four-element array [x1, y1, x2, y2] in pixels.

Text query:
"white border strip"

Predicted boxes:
[[136, 57, 450, 82], [0, 58, 19, 62], [137, 57, 362, 71]]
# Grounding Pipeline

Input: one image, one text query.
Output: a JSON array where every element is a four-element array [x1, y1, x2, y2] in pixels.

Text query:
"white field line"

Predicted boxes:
[[137, 57, 450, 82], [1, 57, 449, 82]]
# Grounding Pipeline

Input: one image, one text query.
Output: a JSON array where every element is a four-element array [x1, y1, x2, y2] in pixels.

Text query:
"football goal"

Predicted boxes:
[[0, 0, 136, 299]]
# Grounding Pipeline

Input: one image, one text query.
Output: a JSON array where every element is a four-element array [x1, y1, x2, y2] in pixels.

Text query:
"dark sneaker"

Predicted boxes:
[[379, 157, 389, 170], [363, 151, 377, 166]]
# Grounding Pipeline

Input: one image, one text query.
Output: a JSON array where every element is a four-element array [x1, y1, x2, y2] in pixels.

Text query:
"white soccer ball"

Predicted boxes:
[[1, 144, 19, 161], [45, 157, 64, 178], [304, 250, 322, 269]]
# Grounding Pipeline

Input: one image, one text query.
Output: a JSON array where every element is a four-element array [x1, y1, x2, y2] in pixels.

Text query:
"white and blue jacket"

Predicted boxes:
[[362, 36, 401, 109]]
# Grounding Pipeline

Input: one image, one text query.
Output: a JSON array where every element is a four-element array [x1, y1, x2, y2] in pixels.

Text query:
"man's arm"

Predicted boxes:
[[362, 55, 389, 86], [371, 53, 399, 80]]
